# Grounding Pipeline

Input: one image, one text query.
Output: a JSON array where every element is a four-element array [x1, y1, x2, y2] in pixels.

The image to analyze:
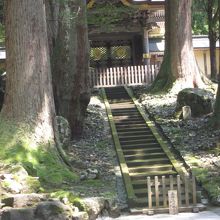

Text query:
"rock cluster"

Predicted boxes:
[[0, 194, 120, 220], [0, 198, 88, 220]]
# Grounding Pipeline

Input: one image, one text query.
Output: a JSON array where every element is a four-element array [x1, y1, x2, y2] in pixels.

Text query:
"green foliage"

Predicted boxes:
[[0, 117, 78, 189], [192, 1, 208, 35], [192, 0, 219, 37], [87, 2, 136, 32], [192, 167, 220, 200], [0, 23, 4, 44], [192, 12, 208, 35]]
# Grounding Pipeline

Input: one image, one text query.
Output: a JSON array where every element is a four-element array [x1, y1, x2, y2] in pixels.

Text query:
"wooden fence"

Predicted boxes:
[[90, 64, 160, 88], [143, 175, 201, 214]]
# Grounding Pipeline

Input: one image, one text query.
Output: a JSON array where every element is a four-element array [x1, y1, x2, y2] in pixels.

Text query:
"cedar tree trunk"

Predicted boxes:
[[45, 0, 60, 57], [151, 0, 204, 92], [207, 0, 218, 80], [2, 0, 55, 143], [53, 0, 91, 138], [214, 82, 220, 128]]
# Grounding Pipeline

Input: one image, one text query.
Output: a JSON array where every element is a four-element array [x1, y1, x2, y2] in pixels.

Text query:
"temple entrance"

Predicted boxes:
[[90, 40, 133, 68]]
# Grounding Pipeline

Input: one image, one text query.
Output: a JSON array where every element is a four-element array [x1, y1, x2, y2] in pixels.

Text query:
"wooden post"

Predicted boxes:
[[106, 68, 109, 86], [162, 176, 167, 207], [152, 65, 155, 81], [134, 65, 137, 84], [117, 67, 120, 85], [185, 175, 189, 207], [141, 65, 145, 84], [144, 65, 148, 83], [170, 175, 174, 190], [103, 68, 106, 86], [155, 176, 159, 208], [124, 67, 127, 85], [113, 67, 116, 85], [147, 176, 152, 209], [131, 66, 134, 85], [138, 65, 141, 84], [177, 175, 182, 207], [110, 68, 113, 86], [128, 66, 131, 85], [120, 67, 124, 85], [192, 175, 197, 206], [99, 68, 102, 86]]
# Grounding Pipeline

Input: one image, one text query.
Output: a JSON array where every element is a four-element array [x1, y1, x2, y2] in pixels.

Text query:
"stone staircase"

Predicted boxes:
[[102, 86, 205, 214]]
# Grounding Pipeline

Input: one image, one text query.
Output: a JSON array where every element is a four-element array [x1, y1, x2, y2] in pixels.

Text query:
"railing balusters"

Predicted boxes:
[[91, 64, 161, 87]]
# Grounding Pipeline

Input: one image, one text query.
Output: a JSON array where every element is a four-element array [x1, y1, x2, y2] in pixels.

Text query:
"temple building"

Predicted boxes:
[[87, 0, 219, 79]]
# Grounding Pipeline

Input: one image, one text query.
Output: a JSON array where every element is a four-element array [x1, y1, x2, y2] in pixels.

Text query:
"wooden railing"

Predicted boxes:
[[90, 64, 160, 88], [143, 175, 201, 214]]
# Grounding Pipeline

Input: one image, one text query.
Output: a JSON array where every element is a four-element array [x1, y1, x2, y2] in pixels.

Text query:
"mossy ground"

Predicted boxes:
[[0, 117, 78, 191]]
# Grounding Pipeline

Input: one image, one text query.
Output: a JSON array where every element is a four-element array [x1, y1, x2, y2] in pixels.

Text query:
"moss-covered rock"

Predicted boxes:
[[35, 201, 73, 220], [0, 117, 78, 192], [50, 191, 86, 211]]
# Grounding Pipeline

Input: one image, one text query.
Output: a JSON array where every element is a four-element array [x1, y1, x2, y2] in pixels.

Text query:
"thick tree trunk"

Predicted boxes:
[[214, 82, 220, 128], [0, 0, 76, 187], [207, 1, 218, 80], [53, 0, 91, 138], [45, 0, 60, 57], [209, 35, 217, 80], [151, 0, 204, 92], [2, 0, 55, 143]]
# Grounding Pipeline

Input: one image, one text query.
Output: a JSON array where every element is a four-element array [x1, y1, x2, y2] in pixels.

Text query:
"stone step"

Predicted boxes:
[[117, 129, 152, 135], [127, 157, 170, 167], [131, 171, 177, 183], [125, 152, 166, 161], [129, 164, 173, 173], [121, 142, 160, 149], [123, 147, 163, 155], [120, 138, 158, 145], [119, 134, 155, 141]]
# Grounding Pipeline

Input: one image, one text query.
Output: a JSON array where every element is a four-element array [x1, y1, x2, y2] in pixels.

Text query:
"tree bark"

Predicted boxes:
[[53, 0, 91, 138], [45, 0, 60, 57], [214, 82, 220, 128], [151, 0, 204, 92], [207, 0, 218, 80], [2, 0, 55, 143]]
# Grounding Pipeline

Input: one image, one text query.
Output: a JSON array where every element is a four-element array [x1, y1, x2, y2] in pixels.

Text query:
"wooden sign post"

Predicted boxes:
[[168, 190, 179, 215]]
